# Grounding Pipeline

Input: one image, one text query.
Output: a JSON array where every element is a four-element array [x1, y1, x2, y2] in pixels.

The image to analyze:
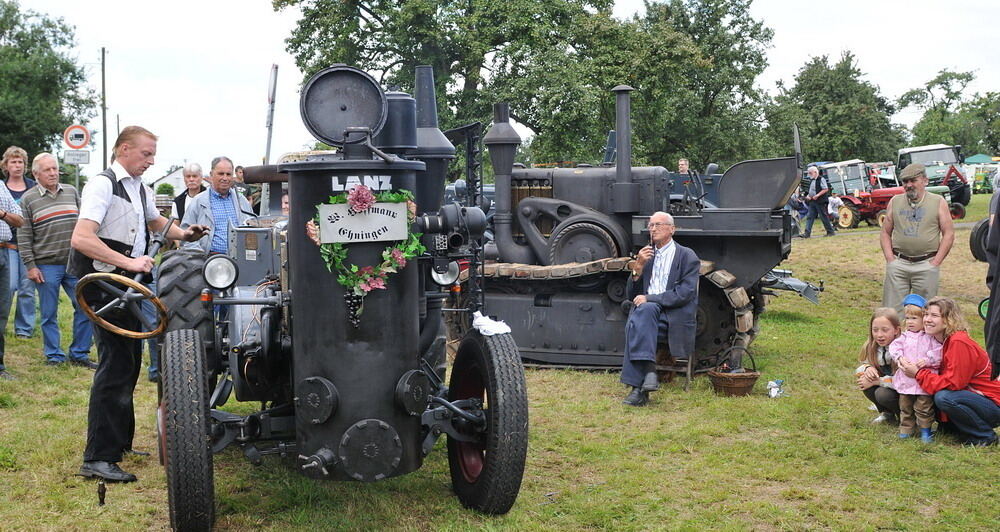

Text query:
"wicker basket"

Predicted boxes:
[[708, 348, 759, 397]]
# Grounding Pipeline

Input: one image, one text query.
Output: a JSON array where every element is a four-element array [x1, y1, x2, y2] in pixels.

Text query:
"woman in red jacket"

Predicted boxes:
[[899, 296, 1000, 446]]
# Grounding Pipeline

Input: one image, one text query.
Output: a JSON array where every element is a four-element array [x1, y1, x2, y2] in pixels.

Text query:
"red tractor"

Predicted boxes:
[[831, 159, 966, 229]]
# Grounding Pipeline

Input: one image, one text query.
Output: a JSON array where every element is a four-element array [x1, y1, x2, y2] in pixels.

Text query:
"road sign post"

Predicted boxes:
[[63, 125, 93, 190]]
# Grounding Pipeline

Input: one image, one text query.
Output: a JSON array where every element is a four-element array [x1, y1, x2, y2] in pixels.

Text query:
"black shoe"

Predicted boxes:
[[123, 448, 150, 457], [800, 234, 810, 239], [640, 371, 660, 392], [70, 358, 98, 370], [148, 374, 159, 383], [824, 232, 836, 237], [623, 387, 649, 407], [0, 369, 15, 380], [44, 359, 65, 366], [78, 461, 137, 482]]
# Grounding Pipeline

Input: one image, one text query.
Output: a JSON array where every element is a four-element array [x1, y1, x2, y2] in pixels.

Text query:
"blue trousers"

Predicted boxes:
[[803, 201, 834, 236], [7, 247, 35, 336], [36, 264, 93, 362], [621, 303, 670, 388], [0, 250, 10, 370], [934, 389, 1000, 444], [141, 268, 159, 379]]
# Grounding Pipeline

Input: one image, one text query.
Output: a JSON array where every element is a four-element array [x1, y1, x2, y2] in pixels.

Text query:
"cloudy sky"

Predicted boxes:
[[23, 0, 1000, 183]]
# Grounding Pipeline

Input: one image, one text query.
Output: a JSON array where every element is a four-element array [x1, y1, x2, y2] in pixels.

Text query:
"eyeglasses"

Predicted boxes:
[[647, 222, 673, 229]]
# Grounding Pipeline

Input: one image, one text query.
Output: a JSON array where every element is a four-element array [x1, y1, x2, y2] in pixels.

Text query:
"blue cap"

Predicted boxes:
[[902, 294, 926, 308]]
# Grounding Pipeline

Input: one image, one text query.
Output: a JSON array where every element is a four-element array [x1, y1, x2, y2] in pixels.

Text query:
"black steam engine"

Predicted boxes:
[[76, 65, 528, 531]]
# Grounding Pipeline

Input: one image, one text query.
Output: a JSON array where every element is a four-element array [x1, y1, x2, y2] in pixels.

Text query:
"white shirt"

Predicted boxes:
[[827, 196, 843, 215], [79, 161, 160, 258], [647, 239, 676, 295]]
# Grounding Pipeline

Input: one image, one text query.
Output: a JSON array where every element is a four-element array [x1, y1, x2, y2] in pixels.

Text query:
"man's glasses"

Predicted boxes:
[[647, 222, 673, 229]]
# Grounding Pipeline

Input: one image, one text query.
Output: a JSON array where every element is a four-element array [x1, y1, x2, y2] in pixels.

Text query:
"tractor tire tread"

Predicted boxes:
[[162, 329, 214, 531]]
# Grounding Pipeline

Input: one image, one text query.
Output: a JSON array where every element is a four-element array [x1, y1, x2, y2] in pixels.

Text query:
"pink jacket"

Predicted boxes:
[[889, 331, 942, 395]]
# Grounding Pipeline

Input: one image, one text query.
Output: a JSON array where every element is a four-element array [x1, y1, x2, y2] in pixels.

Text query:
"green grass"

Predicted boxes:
[[0, 225, 997, 530]]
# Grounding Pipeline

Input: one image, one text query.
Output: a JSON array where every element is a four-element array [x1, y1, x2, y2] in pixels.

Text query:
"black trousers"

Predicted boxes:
[[83, 308, 142, 463]]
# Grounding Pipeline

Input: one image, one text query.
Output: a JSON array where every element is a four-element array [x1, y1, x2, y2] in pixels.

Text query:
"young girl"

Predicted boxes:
[[888, 294, 942, 442], [857, 308, 902, 423]]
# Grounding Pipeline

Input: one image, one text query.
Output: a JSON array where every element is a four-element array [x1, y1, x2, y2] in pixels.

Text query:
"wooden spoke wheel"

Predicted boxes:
[[75, 272, 168, 339]]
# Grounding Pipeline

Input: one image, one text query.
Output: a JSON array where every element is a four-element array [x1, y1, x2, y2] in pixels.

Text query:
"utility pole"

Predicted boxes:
[[101, 47, 108, 168], [261, 64, 279, 215]]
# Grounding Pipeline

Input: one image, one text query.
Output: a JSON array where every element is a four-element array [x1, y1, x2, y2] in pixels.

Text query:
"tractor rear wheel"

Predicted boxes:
[[159, 329, 214, 532], [970, 218, 990, 262], [447, 331, 527, 515], [158, 249, 214, 350], [950, 202, 966, 220], [837, 204, 860, 229]]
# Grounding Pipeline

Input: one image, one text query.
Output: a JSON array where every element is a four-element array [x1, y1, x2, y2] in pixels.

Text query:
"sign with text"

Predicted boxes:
[[64, 150, 90, 165], [317, 202, 408, 244]]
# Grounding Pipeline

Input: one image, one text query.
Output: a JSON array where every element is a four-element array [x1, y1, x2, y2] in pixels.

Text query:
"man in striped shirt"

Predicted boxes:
[[21, 153, 94, 367]]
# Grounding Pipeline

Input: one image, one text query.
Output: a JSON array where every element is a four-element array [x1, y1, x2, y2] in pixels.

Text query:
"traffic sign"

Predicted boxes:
[[64, 150, 90, 165], [63, 125, 90, 150]]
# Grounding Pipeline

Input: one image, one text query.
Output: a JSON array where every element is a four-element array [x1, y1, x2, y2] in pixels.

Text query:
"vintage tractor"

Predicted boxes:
[[829, 158, 968, 229], [445, 85, 809, 380], [897, 144, 971, 206], [76, 65, 528, 531]]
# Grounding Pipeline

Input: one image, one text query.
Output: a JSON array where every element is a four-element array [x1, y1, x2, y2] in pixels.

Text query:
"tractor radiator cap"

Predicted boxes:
[[299, 65, 387, 147]]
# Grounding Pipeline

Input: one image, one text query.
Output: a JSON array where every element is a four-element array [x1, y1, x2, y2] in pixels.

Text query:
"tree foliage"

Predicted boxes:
[[898, 70, 996, 154], [275, 0, 774, 170], [0, 1, 96, 157], [763, 51, 904, 163]]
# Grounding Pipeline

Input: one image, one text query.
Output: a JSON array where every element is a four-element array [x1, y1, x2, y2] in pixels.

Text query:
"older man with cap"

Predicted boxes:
[[880, 163, 954, 310]]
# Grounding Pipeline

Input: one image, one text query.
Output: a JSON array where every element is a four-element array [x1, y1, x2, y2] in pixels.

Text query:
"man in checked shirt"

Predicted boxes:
[[621, 212, 701, 406]]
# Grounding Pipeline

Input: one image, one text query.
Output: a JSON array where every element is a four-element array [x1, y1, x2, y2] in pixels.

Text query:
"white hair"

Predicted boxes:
[[183, 162, 203, 176]]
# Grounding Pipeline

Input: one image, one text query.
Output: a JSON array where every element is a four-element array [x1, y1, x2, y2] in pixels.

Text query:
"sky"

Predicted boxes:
[[22, 0, 1000, 183]]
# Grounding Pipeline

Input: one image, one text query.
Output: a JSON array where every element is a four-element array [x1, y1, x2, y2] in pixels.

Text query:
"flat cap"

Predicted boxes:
[[899, 163, 926, 181]]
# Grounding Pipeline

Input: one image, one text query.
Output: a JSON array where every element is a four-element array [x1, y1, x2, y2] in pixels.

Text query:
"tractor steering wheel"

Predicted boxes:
[[74, 218, 174, 339]]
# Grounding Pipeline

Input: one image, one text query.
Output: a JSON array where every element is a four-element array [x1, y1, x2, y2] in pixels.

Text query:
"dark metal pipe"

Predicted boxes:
[[613, 85, 634, 184], [483, 103, 534, 264]]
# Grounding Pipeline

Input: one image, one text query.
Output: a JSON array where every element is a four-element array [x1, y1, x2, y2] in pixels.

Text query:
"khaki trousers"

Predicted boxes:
[[899, 394, 935, 434], [882, 258, 939, 311]]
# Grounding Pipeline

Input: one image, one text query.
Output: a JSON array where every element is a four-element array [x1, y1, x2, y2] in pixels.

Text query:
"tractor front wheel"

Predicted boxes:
[[160, 329, 214, 532], [838, 204, 860, 229], [950, 202, 966, 220], [970, 218, 990, 262], [447, 331, 528, 514], [876, 209, 889, 228]]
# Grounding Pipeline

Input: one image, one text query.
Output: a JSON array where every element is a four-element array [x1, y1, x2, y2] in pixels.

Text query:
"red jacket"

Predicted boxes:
[[916, 331, 1000, 410]]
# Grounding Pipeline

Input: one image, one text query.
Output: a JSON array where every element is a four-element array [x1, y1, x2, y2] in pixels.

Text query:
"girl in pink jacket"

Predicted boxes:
[[888, 294, 942, 442]]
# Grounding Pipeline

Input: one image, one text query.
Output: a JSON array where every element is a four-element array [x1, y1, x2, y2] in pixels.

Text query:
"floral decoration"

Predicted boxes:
[[312, 185, 424, 326]]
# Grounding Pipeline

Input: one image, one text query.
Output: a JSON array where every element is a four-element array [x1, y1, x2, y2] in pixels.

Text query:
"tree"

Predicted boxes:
[[899, 70, 993, 153], [763, 52, 905, 163], [273, 0, 611, 134], [0, 1, 96, 157], [156, 183, 175, 196]]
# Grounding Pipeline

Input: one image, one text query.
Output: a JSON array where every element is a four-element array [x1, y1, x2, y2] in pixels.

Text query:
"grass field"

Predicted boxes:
[[1, 194, 997, 530]]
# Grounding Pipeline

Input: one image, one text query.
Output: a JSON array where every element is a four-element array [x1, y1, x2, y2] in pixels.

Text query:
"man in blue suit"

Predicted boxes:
[[622, 211, 700, 406]]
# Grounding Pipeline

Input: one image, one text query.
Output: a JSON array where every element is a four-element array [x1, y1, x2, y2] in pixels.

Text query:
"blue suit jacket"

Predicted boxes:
[[625, 241, 700, 357]]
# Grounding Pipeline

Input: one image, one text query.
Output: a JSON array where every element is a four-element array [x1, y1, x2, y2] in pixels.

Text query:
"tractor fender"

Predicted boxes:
[[839, 195, 864, 207]]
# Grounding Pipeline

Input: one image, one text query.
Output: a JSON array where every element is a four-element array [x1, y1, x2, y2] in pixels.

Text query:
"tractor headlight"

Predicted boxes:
[[430, 261, 461, 286], [203, 255, 239, 291]]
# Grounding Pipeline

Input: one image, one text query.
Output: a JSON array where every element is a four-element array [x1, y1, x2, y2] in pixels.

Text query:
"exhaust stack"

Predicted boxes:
[[611, 85, 638, 212], [411, 65, 455, 215], [484, 103, 534, 264]]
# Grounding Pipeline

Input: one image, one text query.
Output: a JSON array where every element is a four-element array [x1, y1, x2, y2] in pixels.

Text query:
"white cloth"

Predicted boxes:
[[78, 161, 160, 258], [472, 311, 511, 336], [647, 239, 676, 295], [827, 196, 843, 215]]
